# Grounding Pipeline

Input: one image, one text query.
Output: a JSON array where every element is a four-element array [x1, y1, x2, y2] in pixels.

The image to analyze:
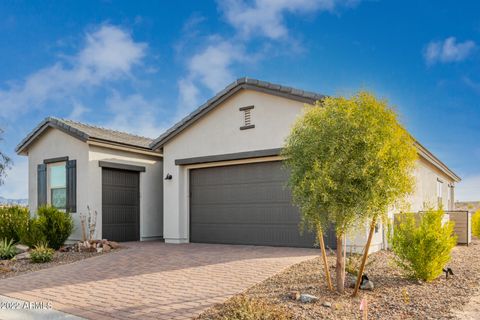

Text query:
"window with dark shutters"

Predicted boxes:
[[66, 160, 77, 213], [37, 164, 47, 207]]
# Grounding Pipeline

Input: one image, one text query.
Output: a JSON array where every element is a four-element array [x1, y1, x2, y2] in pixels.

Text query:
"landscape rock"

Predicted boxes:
[[103, 244, 111, 253], [96, 247, 103, 253], [15, 252, 30, 260], [289, 291, 300, 300], [360, 280, 374, 291], [109, 241, 119, 249], [300, 294, 319, 303], [322, 301, 332, 308], [15, 244, 29, 254]]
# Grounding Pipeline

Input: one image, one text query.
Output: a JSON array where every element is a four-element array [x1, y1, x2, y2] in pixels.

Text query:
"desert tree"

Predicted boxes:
[[0, 129, 11, 185], [283, 92, 417, 293]]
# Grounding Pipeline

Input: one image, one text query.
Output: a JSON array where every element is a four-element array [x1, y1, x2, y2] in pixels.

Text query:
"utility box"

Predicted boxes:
[[448, 210, 472, 245]]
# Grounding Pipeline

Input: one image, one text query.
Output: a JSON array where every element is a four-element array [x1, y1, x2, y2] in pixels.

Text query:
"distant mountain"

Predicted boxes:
[[0, 196, 28, 206]]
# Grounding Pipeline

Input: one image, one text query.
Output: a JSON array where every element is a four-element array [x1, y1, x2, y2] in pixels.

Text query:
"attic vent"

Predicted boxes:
[[239, 105, 255, 130]]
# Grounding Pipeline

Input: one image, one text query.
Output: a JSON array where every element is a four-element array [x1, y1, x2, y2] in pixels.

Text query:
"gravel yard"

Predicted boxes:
[[198, 239, 480, 320], [0, 248, 120, 280]]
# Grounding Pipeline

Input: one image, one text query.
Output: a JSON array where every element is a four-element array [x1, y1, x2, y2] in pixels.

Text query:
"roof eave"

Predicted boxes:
[[15, 118, 89, 155]]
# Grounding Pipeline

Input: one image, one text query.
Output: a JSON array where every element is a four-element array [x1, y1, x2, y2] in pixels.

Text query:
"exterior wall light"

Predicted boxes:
[[165, 173, 173, 180]]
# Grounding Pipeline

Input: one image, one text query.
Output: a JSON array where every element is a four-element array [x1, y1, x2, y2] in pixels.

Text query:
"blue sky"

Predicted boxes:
[[0, 0, 479, 200]]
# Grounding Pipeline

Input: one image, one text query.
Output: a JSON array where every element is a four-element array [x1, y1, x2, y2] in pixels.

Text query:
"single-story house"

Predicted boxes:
[[16, 77, 461, 252]]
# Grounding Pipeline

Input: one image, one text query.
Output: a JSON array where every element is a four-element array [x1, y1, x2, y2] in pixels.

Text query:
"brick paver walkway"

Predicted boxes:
[[0, 242, 317, 320]]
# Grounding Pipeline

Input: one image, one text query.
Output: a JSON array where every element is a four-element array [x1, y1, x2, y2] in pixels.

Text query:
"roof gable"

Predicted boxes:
[[16, 117, 153, 154], [149, 77, 325, 150]]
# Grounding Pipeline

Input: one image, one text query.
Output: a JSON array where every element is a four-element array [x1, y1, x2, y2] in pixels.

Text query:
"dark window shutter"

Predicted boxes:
[[66, 160, 77, 213], [37, 164, 47, 207]]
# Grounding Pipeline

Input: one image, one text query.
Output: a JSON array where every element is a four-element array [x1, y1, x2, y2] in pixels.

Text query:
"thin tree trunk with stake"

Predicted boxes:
[[317, 225, 333, 291], [352, 218, 377, 297], [336, 233, 346, 293]]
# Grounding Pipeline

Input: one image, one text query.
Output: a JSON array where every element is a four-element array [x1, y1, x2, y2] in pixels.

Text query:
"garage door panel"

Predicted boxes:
[[191, 179, 291, 202], [191, 204, 301, 224], [191, 223, 315, 247], [190, 161, 333, 248]]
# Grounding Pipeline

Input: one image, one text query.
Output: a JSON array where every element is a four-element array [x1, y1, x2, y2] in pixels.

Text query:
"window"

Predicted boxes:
[[49, 162, 66, 209], [437, 179, 443, 209]]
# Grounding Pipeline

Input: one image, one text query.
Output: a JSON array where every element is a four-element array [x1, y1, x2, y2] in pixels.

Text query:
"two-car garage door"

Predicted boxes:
[[190, 161, 336, 248]]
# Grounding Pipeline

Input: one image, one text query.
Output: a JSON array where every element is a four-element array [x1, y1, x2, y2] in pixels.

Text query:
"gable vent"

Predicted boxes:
[[239, 105, 255, 130]]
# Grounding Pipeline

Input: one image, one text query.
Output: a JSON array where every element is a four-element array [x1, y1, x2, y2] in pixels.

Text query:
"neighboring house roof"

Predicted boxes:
[[16, 117, 154, 154], [149, 77, 325, 150]]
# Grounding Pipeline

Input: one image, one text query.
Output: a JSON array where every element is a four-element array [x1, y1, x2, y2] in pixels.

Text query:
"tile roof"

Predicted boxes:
[[16, 117, 153, 154]]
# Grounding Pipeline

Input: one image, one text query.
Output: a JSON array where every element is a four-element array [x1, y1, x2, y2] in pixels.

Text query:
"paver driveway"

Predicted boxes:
[[0, 242, 317, 320]]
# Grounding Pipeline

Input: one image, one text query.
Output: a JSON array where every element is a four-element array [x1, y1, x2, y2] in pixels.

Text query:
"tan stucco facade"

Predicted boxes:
[[26, 128, 163, 241]]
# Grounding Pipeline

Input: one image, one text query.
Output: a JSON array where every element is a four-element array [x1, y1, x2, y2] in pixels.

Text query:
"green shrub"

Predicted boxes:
[[213, 295, 292, 320], [0, 206, 29, 242], [37, 206, 74, 250], [472, 210, 480, 238], [390, 209, 457, 281], [18, 218, 46, 248], [30, 241, 55, 263], [0, 238, 17, 260]]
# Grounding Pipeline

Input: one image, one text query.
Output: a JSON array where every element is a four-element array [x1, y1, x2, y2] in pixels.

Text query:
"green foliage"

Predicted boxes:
[[389, 209, 457, 281], [0, 238, 16, 260], [0, 206, 29, 242], [216, 295, 292, 320], [18, 217, 46, 248], [36, 206, 74, 250], [283, 92, 417, 236], [30, 241, 55, 263], [472, 210, 480, 238]]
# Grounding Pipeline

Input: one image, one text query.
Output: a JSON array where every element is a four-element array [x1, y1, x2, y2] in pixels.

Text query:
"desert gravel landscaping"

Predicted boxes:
[[0, 249, 115, 280], [198, 239, 480, 320]]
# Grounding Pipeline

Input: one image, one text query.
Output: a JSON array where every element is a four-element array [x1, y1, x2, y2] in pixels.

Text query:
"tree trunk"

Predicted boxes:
[[336, 233, 346, 293]]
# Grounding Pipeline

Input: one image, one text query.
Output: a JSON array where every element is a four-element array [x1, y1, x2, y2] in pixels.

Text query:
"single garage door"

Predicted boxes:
[[102, 168, 140, 242], [190, 161, 336, 248]]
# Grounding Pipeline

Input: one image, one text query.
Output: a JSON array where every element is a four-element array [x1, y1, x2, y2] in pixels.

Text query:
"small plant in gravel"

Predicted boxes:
[[30, 242, 55, 263], [472, 210, 480, 238], [390, 209, 457, 281], [0, 238, 17, 260], [213, 295, 293, 320]]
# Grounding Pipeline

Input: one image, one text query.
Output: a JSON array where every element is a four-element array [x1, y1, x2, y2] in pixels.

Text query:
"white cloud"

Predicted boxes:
[[0, 25, 147, 118], [0, 157, 28, 199], [176, 0, 360, 115], [424, 37, 476, 65], [219, 0, 359, 40], [103, 91, 164, 138], [68, 101, 90, 120], [456, 174, 480, 201], [178, 40, 245, 113]]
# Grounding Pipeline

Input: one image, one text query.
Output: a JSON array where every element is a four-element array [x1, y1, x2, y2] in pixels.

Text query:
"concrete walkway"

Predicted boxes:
[[0, 242, 317, 320]]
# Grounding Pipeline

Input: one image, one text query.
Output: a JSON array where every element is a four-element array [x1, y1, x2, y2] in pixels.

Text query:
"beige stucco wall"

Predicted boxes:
[[27, 128, 89, 240], [162, 89, 307, 243], [26, 128, 163, 241], [88, 145, 163, 240], [162, 88, 458, 253]]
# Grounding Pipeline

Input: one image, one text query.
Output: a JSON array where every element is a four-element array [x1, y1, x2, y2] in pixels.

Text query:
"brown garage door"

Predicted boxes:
[[190, 161, 336, 248], [102, 168, 140, 242]]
